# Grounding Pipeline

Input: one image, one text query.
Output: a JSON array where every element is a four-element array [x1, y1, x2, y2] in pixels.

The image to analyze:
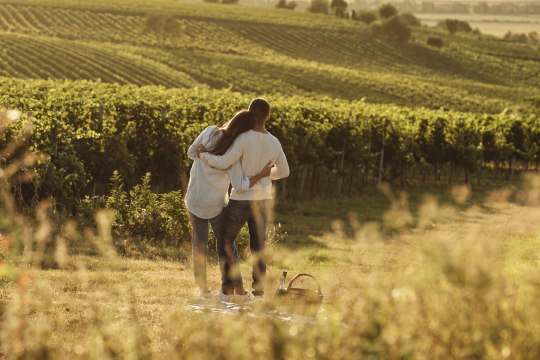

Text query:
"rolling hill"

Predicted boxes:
[[0, 0, 538, 113]]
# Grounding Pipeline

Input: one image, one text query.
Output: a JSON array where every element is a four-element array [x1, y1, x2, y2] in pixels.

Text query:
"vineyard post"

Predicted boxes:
[[292, 161, 299, 199], [361, 160, 368, 187], [309, 164, 316, 195], [92, 182, 97, 210], [347, 163, 355, 194], [477, 161, 484, 187], [510, 156, 516, 181], [298, 165, 308, 198], [337, 149, 345, 195], [98, 103, 103, 121]]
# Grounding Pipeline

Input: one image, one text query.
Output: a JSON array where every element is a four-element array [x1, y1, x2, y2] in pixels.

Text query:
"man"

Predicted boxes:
[[200, 98, 290, 297]]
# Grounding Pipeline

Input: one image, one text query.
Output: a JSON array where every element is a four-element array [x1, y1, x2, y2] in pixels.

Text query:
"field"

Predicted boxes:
[[0, 0, 540, 358], [415, 13, 540, 37], [0, 0, 538, 112], [2, 181, 540, 358]]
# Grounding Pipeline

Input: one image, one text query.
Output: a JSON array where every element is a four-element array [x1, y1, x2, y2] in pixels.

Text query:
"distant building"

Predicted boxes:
[[237, 0, 540, 14]]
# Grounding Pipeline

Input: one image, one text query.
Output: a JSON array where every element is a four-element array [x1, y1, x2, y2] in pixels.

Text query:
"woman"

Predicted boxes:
[[185, 110, 271, 298]]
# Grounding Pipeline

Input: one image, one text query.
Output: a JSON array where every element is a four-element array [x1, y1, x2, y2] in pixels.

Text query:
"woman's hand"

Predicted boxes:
[[249, 162, 273, 188], [197, 144, 207, 155], [259, 161, 273, 178]]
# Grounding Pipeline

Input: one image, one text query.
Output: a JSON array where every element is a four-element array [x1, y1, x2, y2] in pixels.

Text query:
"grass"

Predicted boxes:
[[1, 181, 540, 358]]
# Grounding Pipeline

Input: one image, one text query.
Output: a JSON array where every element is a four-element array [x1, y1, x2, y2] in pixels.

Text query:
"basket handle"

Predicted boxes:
[[287, 273, 322, 295]]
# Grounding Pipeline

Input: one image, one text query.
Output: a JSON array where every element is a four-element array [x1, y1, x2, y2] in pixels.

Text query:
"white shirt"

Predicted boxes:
[[201, 129, 290, 201], [184, 126, 250, 219]]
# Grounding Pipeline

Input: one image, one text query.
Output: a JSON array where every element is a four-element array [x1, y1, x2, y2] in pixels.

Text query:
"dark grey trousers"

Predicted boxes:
[[217, 199, 271, 295]]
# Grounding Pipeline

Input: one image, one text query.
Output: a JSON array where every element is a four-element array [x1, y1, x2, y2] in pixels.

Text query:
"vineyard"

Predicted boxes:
[[0, 1, 537, 113], [0, 0, 537, 214], [1, 77, 538, 215], [0, 34, 196, 87]]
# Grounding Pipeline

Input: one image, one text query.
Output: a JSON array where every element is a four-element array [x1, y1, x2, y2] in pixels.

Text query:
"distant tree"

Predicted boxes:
[[378, 3, 398, 19], [369, 17, 411, 43], [354, 10, 377, 25], [307, 0, 329, 14], [368, 21, 382, 36], [456, 20, 472, 32], [444, 19, 459, 34], [276, 0, 297, 10], [514, 33, 528, 43], [141, 13, 182, 45], [529, 31, 539, 45], [386, 17, 411, 42], [439, 19, 472, 34], [330, 0, 348, 18], [221, 0, 239, 4], [504, 31, 530, 44], [398, 12, 420, 26], [427, 37, 443, 48], [203, 0, 219, 3]]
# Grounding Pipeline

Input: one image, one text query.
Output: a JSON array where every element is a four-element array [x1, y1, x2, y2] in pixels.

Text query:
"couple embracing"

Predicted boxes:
[[184, 98, 290, 300]]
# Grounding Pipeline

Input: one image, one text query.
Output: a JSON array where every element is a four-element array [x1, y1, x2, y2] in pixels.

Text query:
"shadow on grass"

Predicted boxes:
[[274, 183, 517, 249]]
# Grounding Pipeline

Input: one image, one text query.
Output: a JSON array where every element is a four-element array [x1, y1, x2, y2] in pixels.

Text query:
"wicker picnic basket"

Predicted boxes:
[[274, 273, 323, 317]]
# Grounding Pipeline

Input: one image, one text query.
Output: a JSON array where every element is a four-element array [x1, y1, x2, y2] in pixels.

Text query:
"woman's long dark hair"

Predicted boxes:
[[207, 110, 254, 156]]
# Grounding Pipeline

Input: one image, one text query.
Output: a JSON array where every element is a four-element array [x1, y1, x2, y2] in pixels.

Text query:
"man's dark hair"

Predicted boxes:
[[248, 98, 270, 124]]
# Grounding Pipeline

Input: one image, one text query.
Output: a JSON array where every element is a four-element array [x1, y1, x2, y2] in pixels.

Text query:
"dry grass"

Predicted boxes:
[[1, 182, 540, 358]]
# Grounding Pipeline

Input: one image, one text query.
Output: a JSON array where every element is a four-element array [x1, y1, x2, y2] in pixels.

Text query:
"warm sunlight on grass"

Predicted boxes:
[[1, 133, 539, 358]]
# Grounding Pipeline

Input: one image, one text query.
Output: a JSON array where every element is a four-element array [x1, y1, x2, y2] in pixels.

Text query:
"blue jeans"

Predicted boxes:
[[188, 210, 241, 291], [218, 200, 271, 295]]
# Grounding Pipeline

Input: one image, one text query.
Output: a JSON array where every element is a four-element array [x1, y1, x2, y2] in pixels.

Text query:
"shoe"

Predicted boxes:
[[216, 291, 232, 302], [230, 290, 255, 303], [234, 286, 248, 295], [199, 288, 214, 299]]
